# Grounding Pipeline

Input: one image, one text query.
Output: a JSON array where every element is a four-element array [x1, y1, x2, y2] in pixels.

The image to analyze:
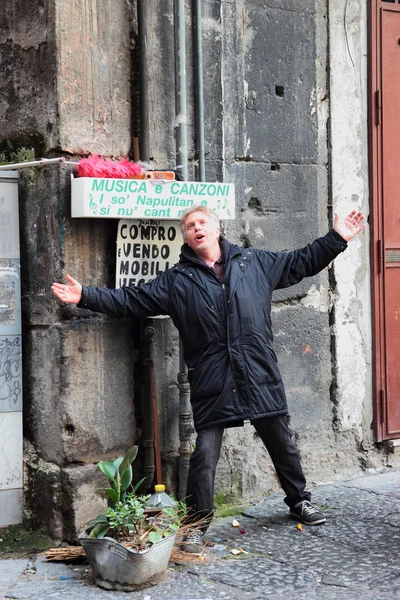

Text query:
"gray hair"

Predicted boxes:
[[179, 204, 221, 241]]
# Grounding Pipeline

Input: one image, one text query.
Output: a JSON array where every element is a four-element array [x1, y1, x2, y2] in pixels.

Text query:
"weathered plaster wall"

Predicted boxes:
[[328, 1, 373, 451]]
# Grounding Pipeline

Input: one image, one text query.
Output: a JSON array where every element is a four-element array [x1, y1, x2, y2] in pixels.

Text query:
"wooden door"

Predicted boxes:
[[370, 0, 400, 440]]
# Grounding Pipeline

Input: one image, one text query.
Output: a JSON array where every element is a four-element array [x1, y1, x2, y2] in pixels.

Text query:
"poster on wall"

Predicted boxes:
[[116, 220, 183, 289], [0, 260, 21, 335]]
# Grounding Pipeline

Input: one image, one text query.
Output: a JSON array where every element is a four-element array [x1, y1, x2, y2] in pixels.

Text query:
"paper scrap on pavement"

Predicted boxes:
[[230, 547, 249, 555], [232, 519, 241, 527]]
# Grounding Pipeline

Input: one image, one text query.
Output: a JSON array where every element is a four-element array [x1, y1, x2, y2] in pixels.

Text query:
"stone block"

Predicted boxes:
[[224, 161, 329, 301], [226, 162, 324, 247], [220, 1, 246, 161], [24, 456, 64, 539], [18, 167, 64, 326], [148, 0, 183, 166], [202, 2, 225, 162], [18, 165, 119, 327], [0, 0, 132, 158], [24, 319, 136, 466], [272, 303, 332, 428], [0, 0, 59, 148], [24, 451, 107, 540], [148, 316, 180, 455], [241, 1, 318, 163], [55, 0, 132, 155], [62, 464, 107, 540]]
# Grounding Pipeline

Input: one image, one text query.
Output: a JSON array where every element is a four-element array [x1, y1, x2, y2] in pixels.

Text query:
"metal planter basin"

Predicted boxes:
[[79, 532, 176, 591]]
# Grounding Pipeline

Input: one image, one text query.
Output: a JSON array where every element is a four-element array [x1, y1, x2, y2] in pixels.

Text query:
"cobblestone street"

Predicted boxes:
[[1, 470, 399, 599]]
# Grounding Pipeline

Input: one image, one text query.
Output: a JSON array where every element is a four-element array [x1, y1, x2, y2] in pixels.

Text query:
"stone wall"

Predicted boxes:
[[0, 0, 137, 539], [0, 0, 395, 538]]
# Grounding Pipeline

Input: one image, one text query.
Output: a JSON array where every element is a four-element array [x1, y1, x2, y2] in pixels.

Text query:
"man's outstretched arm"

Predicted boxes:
[[51, 272, 171, 318]]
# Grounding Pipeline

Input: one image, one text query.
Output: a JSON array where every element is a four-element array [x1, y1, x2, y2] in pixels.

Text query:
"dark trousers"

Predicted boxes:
[[185, 415, 311, 530]]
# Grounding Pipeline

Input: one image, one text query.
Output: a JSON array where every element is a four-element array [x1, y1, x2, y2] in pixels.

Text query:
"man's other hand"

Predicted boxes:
[[334, 210, 365, 242], [51, 274, 82, 304]]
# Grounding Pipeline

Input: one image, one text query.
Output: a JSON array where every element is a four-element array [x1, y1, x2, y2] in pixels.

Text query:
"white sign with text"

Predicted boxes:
[[116, 220, 182, 288], [72, 177, 235, 220]]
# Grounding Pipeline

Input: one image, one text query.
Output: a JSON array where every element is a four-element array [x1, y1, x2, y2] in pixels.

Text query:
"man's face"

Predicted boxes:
[[184, 211, 220, 254]]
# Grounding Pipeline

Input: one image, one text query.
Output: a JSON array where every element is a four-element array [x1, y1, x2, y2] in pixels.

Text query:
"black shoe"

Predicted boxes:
[[181, 529, 204, 553], [290, 500, 326, 525]]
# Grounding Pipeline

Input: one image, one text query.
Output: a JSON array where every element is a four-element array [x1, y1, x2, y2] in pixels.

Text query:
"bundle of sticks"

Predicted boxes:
[[40, 547, 86, 562]]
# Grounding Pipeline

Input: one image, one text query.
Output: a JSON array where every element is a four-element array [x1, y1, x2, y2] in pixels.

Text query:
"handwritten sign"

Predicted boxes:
[[71, 177, 235, 220], [116, 220, 182, 288]]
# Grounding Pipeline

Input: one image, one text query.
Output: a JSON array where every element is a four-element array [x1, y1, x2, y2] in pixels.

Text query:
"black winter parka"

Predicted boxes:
[[79, 229, 347, 431]]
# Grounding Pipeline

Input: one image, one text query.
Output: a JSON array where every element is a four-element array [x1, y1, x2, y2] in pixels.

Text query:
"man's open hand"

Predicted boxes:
[[334, 210, 365, 242], [51, 274, 82, 304]]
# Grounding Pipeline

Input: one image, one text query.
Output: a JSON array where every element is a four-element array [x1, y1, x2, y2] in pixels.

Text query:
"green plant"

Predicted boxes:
[[95, 446, 144, 507], [85, 446, 184, 551]]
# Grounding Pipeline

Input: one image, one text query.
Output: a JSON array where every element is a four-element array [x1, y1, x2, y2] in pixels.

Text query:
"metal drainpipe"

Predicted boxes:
[[138, 0, 151, 162], [193, 0, 205, 182], [174, 0, 193, 501], [142, 326, 156, 489], [138, 1, 154, 489], [174, 0, 188, 181]]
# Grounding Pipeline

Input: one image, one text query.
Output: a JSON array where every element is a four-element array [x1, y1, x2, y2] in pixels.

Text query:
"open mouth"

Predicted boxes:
[[195, 234, 205, 241]]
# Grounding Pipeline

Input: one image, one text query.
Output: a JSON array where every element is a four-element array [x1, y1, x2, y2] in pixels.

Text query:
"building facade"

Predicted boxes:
[[0, 0, 398, 538]]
